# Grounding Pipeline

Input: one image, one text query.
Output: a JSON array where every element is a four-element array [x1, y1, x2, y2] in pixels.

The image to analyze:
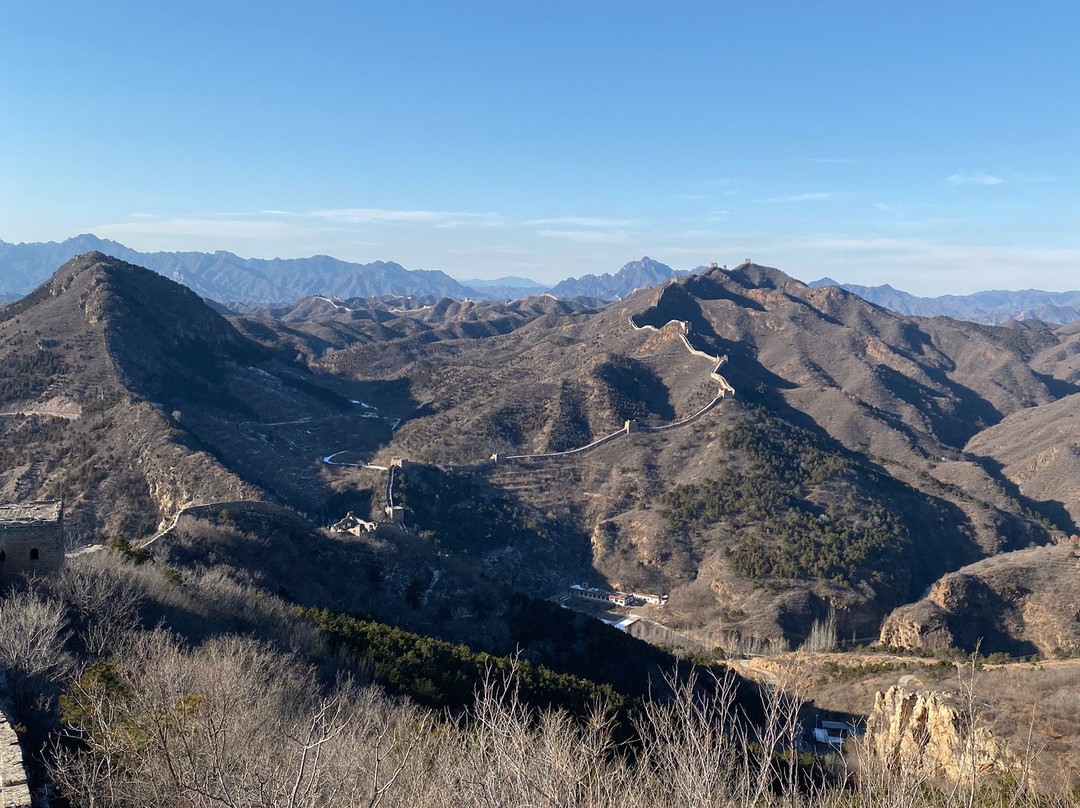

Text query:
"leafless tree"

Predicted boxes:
[[423, 662, 623, 808], [799, 607, 838, 654], [0, 586, 70, 722], [633, 668, 743, 807], [47, 623, 1080, 808], [52, 629, 443, 808], [56, 559, 143, 658]]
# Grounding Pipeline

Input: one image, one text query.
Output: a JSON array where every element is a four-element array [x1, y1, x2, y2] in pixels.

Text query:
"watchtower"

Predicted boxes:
[[0, 501, 64, 583]]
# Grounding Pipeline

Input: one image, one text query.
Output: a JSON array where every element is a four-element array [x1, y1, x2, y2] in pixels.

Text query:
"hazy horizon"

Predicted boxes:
[[8, 233, 1080, 301], [3, 3, 1078, 296]]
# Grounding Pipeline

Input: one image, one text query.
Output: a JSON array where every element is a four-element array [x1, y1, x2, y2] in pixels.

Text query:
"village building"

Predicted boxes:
[[568, 583, 668, 608]]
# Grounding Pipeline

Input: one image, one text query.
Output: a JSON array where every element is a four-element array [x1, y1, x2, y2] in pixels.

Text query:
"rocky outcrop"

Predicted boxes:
[[878, 602, 956, 651], [880, 544, 1080, 656], [867, 685, 1018, 784]]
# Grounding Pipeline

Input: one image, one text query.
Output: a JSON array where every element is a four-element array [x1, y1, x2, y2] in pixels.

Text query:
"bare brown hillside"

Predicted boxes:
[[304, 263, 1072, 646], [0, 254, 404, 541], [4, 256, 1080, 653], [880, 541, 1080, 656], [965, 392, 1080, 528]]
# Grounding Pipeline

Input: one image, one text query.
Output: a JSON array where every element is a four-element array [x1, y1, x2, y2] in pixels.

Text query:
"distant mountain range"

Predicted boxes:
[[0, 234, 473, 303], [4, 236, 1079, 324], [460, 276, 550, 300], [6, 251, 1080, 659], [9, 254, 1080, 782], [0, 236, 694, 305], [810, 278, 1080, 326]]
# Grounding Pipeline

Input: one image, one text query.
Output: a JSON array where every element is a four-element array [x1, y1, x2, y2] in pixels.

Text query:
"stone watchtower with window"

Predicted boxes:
[[0, 501, 64, 584]]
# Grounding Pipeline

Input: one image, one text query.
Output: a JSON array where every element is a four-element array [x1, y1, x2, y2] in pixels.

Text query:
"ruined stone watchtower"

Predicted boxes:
[[0, 501, 64, 584]]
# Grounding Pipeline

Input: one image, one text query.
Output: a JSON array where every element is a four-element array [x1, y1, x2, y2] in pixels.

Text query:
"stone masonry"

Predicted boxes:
[[0, 502, 64, 585], [0, 670, 30, 808]]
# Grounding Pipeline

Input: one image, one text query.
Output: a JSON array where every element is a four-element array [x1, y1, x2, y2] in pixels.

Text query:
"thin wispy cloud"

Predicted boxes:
[[947, 172, 1002, 186], [128, 213, 158, 219], [435, 218, 506, 230], [756, 192, 839, 204], [786, 235, 932, 252], [310, 208, 502, 226], [257, 207, 504, 228], [526, 216, 640, 228], [310, 208, 443, 224], [654, 244, 742, 257], [91, 216, 382, 261], [668, 229, 727, 239], [94, 218, 314, 240], [445, 245, 530, 256], [740, 233, 1080, 294], [97, 207, 511, 267], [537, 229, 631, 243]]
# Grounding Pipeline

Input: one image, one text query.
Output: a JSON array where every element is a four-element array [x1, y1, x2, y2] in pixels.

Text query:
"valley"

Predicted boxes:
[[4, 252, 1080, 802], [4, 253, 1078, 654], [7, 4, 1078, 803]]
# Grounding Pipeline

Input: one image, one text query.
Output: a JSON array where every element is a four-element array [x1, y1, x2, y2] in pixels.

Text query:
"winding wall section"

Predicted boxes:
[[138, 500, 299, 550], [324, 304, 739, 508], [627, 314, 735, 396], [497, 313, 736, 463]]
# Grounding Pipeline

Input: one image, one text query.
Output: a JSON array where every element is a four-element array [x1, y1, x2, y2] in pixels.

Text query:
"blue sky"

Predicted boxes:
[[2, 2, 1078, 294]]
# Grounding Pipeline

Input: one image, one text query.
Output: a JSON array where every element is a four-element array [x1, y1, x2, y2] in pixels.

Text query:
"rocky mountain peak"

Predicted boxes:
[[549, 256, 688, 301], [43, 250, 111, 293], [722, 261, 805, 292]]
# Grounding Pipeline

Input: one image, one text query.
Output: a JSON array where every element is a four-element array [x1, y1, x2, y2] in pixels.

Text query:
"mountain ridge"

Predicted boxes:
[[811, 277, 1080, 325], [548, 256, 690, 300], [0, 235, 475, 304], [0, 238, 697, 305], [5, 236, 1080, 325], [4, 254, 1080, 656]]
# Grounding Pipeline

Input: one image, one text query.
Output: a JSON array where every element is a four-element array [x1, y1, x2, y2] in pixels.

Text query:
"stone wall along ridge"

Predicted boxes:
[[494, 312, 736, 464]]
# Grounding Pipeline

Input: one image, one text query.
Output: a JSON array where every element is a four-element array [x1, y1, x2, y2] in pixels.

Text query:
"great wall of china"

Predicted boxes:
[[0, 670, 30, 808], [376, 305, 737, 519], [4, 285, 739, 804], [137, 500, 311, 550], [493, 309, 736, 462], [71, 295, 739, 546], [80, 296, 736, 556]]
